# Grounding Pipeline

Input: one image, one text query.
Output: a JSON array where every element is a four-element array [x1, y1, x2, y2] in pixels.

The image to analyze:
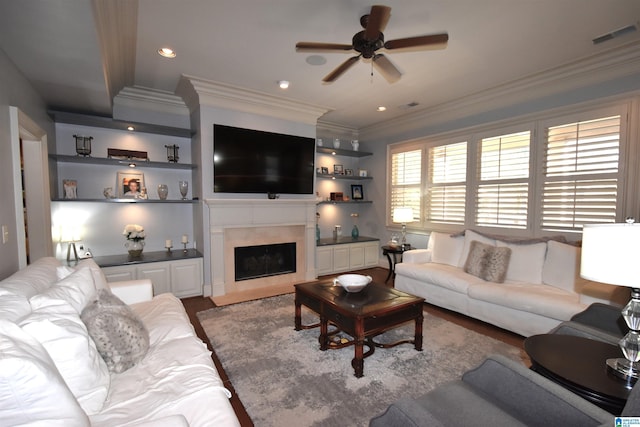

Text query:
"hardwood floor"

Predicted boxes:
[[180, 267, 525, 427]]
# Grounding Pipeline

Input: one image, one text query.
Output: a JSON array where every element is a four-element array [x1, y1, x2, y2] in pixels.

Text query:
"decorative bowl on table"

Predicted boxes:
[[334, 274, 372, 293]]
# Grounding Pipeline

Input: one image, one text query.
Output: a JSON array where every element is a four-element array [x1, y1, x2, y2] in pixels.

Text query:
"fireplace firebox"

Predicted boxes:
[[234, 242, 296, 282]]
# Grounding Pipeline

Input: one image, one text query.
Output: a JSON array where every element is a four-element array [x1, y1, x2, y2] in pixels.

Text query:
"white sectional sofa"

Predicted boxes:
[[395, 230, 629, 337], [0, 257, 240, 427]]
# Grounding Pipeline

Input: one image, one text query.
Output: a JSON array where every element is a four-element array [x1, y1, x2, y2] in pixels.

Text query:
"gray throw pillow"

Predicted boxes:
[[464, 240, 511, 283], [81, 289, 149, 373]]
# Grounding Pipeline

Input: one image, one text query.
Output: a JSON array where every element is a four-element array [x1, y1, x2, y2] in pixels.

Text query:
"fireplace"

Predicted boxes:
[[234, 242, 296, 281]]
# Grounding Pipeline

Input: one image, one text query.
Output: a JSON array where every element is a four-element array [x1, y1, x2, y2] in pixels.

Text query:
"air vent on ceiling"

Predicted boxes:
[[399, 101, 420, 110], [593, 23, 638, 45]]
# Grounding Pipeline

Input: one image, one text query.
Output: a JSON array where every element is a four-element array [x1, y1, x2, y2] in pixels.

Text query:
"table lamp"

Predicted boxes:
[[581, 220, 640, 383], [392, 207, 414, 249], [60, 225, 82, 263]]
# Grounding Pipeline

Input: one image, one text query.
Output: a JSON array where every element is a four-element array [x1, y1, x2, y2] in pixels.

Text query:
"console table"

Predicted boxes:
[[94, 249, 204, 298], [524, 334, 631, 414]]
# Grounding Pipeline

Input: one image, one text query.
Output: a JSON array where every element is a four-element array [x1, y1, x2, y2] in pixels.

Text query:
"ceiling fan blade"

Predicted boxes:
[[384, 33, 449, 50], [372, 54, 401, 83], [322, 56, 361, 83], [363, 5, 391, 41], [296, 42, 354, 52]]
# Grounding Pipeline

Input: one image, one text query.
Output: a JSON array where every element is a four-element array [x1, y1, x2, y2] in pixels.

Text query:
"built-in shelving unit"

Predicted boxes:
[[50, 154, 196, 170], [316, 146, 372, 157]]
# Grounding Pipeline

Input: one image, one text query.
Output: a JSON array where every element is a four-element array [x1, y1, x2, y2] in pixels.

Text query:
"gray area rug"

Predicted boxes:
[[197, 293, 526, 427]]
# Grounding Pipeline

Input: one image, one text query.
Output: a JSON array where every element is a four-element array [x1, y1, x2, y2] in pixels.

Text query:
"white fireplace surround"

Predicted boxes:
[[205, 199, 317, 296]]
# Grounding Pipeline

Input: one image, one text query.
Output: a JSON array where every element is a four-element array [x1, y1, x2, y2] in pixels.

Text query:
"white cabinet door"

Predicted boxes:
[[170, 258, 203, 298], [333, 246, 350, 272], [102, 266, 136, 282], [137, 262, 171, 295], [349, 245, 365, 269], [316, 246, 333, 276], [364, 242, 379, 267]]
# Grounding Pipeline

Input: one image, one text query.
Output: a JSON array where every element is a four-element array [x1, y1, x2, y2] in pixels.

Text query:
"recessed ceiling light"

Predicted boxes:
[[127, 126, 135, 131], [157, 47, 176, 58], [376, 106, 387, 112], [278, 80, 290, 89]]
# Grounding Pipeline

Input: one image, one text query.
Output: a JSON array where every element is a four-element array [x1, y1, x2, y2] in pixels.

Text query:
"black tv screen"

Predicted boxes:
[[213, 124, 315, 194]]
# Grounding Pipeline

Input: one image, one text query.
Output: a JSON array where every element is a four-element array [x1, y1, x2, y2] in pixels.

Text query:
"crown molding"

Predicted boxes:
[[114, 86, 190, 115], [359, 40, 640, 141], [316, 121, 359, 138], [176, 75, 331, 125]]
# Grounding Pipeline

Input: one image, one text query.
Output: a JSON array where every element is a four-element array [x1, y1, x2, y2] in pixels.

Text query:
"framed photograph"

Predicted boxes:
[[62, 179, 77, 199], [330, 192, 344, 201], [351, 184, 364, 200], [358, 169, 368, 177], [117, 171, 145, 198], [333, 164, 344, 175], [345, 169, 353, 176], [320, 166, 329, 175]]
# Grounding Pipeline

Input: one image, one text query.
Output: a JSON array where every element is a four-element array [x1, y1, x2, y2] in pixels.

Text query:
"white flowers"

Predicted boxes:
[[123, 224, 145, 241]]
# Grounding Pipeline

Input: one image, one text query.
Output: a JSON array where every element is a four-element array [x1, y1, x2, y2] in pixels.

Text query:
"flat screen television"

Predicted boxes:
[[213, 124, 315, 195]]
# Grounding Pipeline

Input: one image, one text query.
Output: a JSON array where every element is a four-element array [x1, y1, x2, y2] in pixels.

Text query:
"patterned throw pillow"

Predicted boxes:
[[463, 240, 512, 283], [81, 289, 149, 373]]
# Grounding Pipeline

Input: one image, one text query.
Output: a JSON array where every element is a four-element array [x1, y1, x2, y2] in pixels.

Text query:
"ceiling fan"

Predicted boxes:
[[296, 5, 448, 84]]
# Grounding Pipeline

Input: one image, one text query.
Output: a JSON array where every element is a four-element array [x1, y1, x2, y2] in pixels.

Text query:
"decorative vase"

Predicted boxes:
[[126, 240, 144, 257], [351, 224, 359, 238], [157, 184, 168, 200], [333, 138, 340, 149]]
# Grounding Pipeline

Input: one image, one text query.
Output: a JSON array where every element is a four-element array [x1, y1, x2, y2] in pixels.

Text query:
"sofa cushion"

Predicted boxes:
[[458, 230, 496, 267], [20, 300, 110, 415], [30, 266, 97, 314], [395, 262, 485, 294], [468, 281, 584, 320], [0, 256, 60, 298], [0, 289, 30, 323], [81, 289, 150, 373], [57, 258, 109, 290], [0, 319, 90, 426], [464, 241, 511, 283], [429, 232, 464, 267], [542, 240, 581, 292], [496, 240, 547, 284]]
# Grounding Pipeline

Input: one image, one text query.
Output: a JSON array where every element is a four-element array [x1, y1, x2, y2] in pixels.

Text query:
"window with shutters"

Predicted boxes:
[[426, 141, 467, 224], [389, 147, 422, 224], [541, 115, 621, 232], [476, 131, 531, 229]]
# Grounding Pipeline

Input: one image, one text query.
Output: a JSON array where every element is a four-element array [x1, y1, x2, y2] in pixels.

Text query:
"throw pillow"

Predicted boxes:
[[81, 289, 149, 373], [430, 232, 464, 267], [30, 266, 97, 314], [464, 240, 512, 283], [496, 240, 547, 284], [458, 230, 497, 268]]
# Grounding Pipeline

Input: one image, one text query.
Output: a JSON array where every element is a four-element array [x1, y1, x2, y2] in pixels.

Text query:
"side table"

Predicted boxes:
[[524, 334, 632, 414], [381, 244, 411, 283]]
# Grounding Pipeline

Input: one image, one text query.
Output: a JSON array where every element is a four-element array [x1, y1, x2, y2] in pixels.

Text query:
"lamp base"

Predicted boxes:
[[606, 357, 639, 387], [66, 242, 79, 263]]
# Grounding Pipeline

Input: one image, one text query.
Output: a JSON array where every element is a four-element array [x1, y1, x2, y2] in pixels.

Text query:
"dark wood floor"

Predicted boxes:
[[180, 267, 525, 427]]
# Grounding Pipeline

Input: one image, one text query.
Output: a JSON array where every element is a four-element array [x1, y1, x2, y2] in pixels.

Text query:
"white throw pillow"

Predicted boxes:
[[458, 230, 496, 267], [0, 319, 90, 426], [30, 266, 97, 314], [496, 240, 547, 284], [20, 301, 110, 415], [429, 232, 464, 267], [57, 259, 109, 291], [543, 240, 580, 292]]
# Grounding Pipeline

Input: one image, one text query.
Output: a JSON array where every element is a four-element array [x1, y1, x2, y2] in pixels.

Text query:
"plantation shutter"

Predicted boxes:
[[541, 115, 620, 232], [426, 141, 467, 224], [390, 148, 422, 223], [476, 131, 530, 229]]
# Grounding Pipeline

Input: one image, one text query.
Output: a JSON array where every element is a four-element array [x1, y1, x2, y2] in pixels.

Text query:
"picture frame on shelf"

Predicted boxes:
[[333, 164, 344, 175], [330, 192, 344, 201], [62, 179, 77, 199], [358, 169, 368, 177], [351, 184, 364, 200], [117, 171, 145, 198], [345, 169, 354, 176], [320, 166, 329, 174]]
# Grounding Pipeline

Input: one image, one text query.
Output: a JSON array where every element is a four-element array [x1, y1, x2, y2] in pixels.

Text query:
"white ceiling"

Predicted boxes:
[[1, 0, 639, 129]]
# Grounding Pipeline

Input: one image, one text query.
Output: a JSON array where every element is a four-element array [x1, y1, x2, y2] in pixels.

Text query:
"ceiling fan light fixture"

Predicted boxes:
[[157, 47, 176, 58], [278, 80, 290, 89]]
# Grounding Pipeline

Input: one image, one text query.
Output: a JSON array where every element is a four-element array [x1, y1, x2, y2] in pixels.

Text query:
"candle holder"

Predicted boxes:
[[166, 245, 172, 253], [74, 135, 93, 156], [182, 241, 188, 253], [165, 144, 179, 163]]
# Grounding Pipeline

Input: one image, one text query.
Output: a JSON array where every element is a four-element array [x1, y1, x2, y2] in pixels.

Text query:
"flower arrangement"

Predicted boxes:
[[123, 224, 145, 242]]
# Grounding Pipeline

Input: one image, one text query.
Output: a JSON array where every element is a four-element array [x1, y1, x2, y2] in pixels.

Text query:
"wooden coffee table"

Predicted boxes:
[[294, 280, 424, 378], [525, 334, 632, 414]]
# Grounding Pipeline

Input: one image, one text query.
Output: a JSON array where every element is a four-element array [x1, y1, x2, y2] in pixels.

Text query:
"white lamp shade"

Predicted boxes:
[[392, 207, 414, 224], [581, 223, 640, 288]]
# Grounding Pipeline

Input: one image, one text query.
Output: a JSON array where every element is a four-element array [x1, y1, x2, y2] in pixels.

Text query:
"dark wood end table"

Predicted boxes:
[[295, 280, 424, 378], [381, 244, 411, 283], [524, 334, 631, 414]]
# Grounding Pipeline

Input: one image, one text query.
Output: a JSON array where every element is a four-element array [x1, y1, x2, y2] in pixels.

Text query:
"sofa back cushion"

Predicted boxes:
[[0, 257, 61, 299], [496, 240, 547, 284], [457, 230, 496, 268], [542, 240, 581, 292], [0, 319, 90, 426], [429, 232, 464, 267], [0, 289, 31, 323], [30, 266, 97, 314]]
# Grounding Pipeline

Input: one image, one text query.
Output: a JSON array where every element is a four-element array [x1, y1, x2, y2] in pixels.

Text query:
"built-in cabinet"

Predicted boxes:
[[316, 237, 380, 275], [98, 250, 204, 298], [315, 146, 373, 205]]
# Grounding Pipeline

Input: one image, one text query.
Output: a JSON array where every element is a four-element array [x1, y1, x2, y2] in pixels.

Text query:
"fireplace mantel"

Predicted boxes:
[[205, 199, 317, 296]]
